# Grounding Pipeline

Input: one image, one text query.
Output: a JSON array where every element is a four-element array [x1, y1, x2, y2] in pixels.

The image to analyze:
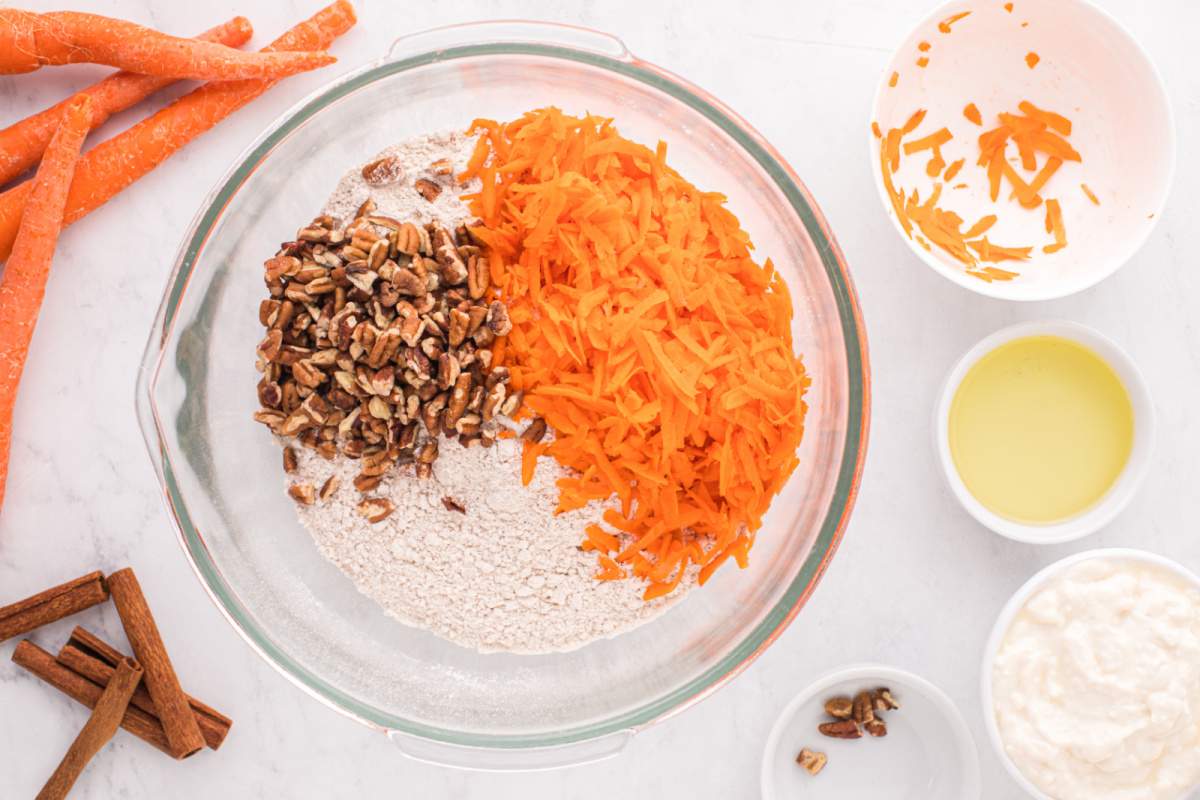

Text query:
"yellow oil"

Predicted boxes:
[[948, 335, 1134, 524]]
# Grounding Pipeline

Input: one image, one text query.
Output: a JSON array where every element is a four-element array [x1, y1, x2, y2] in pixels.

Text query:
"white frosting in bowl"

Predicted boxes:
[[992, 557, 1200, 800]]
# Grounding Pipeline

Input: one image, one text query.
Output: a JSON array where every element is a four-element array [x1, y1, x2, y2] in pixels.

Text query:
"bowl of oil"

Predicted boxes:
[[935, 320, 1153, 543]]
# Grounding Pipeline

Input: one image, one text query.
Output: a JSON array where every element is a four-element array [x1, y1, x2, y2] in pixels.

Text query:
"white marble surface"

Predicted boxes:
[[0, 0, 1194, 797]]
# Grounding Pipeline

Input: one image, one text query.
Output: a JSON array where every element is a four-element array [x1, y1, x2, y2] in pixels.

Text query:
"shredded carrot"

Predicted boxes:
[[1018, 101, 1071, 135], [1043, 198, 1067, 253], [901, 109, 927, 135], [1025, 52, 1040, 68], [918, 41, 931, 52], [463, 109, 809, 598], [943, 158, 964, 182], [871, 121, 882, 139], [938, 11, 972, 33], [903, 127, 951, 155], [880, 115, 1034, 273], [1081, 183, 1100, 205], [1017, 156, 1062, 207], [917, 57, 929, 68], [1004, 2, 1014, 11], [963, 103, 982, 126], [975, 102, 1079, 216], [888, 71, 899, 88]]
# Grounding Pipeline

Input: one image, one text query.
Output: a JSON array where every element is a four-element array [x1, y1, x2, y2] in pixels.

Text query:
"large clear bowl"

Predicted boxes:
[[136, 21, 870, 768]]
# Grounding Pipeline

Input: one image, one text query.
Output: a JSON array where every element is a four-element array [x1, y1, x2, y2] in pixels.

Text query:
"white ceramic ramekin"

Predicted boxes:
[[870, 0, 1175, 300], [761, 663, 980, 800], [935, 320, 1153, 543], [980, 548, 1200, 800]]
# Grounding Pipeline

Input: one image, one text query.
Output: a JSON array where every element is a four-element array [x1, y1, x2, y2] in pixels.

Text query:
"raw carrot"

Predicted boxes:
[[0, 9, 333, 80], [1025, 52, 1040, 68], [963, 103, 982, 126], [0, 17, 253, 187], [0, 96, 92, 509], [0, 1, 357, 264], [1081, 183, 1100, 205]]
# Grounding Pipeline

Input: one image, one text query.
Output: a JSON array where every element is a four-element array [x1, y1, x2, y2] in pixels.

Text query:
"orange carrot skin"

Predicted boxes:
[[0, 96, 92, 509], [0, 9, 333, 81], [0, 17, 253, 187], [0, 1, 357, 264]]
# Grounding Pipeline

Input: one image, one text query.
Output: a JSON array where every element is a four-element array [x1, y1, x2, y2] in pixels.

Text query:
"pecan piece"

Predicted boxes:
[[414, 178, 442, 202], [823, 696, 853, 720], [486, 301, 512, 336], [318, 475, 340, 501], [288, 483, 316, 506], [796, 748, 827, 776], [873, 688, 900, 712], [444, 372, 472, 427], [852, 692, 875, 726], [357, 497, 395, 523], [362, 156, 405, 186], [521, 417, 547, 444], [817, 720, 862, 740], [282, 446, 298, 474], [441, 496, 466, 514]]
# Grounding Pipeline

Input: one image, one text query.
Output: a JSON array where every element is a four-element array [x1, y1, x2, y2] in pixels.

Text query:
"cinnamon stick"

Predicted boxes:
[[105, 568, 205, 758], [12, 640, 178, 757], [36, 657, 142, 800], [0, 571, 109, 644], [58, 626, 232, 750]]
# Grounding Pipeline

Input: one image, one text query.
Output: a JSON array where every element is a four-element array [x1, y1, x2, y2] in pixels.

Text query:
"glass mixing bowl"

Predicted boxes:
[[136, 21, 869, 769]]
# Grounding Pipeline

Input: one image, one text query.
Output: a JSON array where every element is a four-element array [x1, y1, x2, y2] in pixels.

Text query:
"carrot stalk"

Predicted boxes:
[[0, 1, 357, 264], [0, 96, 92, 509], [0, 9, 334, 80], [0, 17, 253, 187]]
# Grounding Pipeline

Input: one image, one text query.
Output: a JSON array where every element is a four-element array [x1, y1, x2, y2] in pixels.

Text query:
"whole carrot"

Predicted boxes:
[[0, 9, 335, 81], [0, 1, 357, 263], [0, 95, 92, 509], [0, 17, 254, 187]]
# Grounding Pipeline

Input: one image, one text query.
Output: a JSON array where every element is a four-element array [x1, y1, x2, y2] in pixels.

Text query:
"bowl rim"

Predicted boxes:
[[760, 662, 982, 800], [867, 0, 1178, 302], [135, 19, 872, 751], [979, 548, 1200, 800], [933, 319, 1154, 543]]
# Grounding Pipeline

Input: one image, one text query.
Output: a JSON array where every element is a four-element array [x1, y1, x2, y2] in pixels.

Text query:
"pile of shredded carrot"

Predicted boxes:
[[878, 110, 1030, 281], [459, 108, 810, 600], [876, 98, 1086, 280]]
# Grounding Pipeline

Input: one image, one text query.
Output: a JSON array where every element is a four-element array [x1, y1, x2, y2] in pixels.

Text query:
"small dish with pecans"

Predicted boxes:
[[760, 664, 980, 800]]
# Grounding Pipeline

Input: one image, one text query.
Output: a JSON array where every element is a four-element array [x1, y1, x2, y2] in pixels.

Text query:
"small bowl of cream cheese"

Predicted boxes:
[[982, 549, 1200, 800]]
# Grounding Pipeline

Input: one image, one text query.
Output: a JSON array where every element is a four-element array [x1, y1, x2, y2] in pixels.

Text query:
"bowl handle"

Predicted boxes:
[[386, 21, 631, 63], [385, 728, 633, 771]]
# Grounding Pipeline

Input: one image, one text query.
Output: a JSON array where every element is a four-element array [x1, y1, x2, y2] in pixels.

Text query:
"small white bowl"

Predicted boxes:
[[761, 664, 980, 800], [935, 320, 1154, 543], [981, 548, 1200, 800], [870, 0, 1175, 300]]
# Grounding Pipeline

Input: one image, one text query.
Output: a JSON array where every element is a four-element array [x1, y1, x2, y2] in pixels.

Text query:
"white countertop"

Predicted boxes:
[[0, 0, 1195, 797]]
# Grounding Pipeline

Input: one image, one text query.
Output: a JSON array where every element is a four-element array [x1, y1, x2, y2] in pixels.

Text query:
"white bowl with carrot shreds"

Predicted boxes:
[[870, 0, 1175, 300]]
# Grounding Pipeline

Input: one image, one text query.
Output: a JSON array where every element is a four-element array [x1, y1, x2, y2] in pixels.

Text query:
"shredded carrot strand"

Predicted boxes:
[[963, 103, 982, 126], [938, 11, 972, 33]]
